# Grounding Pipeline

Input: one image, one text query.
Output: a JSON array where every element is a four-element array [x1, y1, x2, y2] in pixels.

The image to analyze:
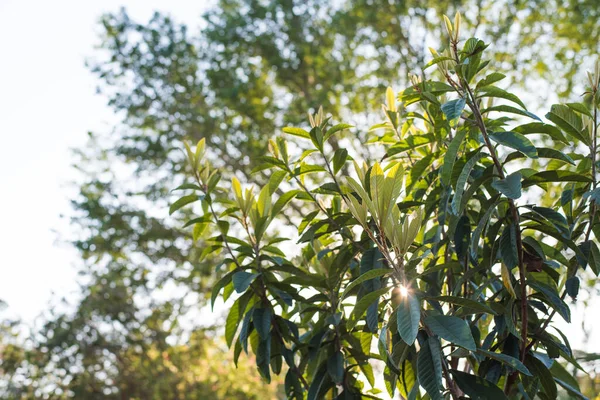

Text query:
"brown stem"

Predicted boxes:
[[461, 84, 528, 362], [586, 98, 598, 241]]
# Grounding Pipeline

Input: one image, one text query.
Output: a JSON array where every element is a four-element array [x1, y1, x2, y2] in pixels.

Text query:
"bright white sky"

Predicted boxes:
[[0, 0, 597, 356], [0, 0, 208, 322]]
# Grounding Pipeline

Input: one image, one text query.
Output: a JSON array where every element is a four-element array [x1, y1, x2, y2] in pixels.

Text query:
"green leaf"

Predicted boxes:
[[386, 134, 434, 157], [514, 122, 569, 144], [476, 72, 506, 89], [417, 337, 443, 400], [478, 86, 527, 109], [396, 293, 420, 345], [554, 379, 589, 400], [524, 355, 557, 399], [424, 315, 476, 351], [225, 297, 242, 347], [491, 172, 522, 199], [341, 269, 393, 300], [529, 281, 571, 322], [172, 183, 203, 191], [282, 126, 310, 139], [546, 104, 590, 145], [272, 190, 302, 216], [440, 129, 467, 187], [533, 147, 575, 165], [451, 370, 507, 399], [425, 295, 497, 315], [489, 131, 537, 158], [327, 350, 344, 384], [566, 102, 593, 117], [589, 241, 600, 276], [499, 223, 519, 269], [482, 105, 541, 121], [232, 271, 259, 293], [211, 270, 235, 309], [307, 363, 333, 400], [348, 287, 390, 330], [332, 148, 348, 174], [169, 194, 200, 215], [522, 171, 592, 187], [525, 206, 570, 237], [325, 123, 353, 141], [253, 308, 272, 340], [441, 98, 466, 124], [470, 199, 501, 259], [451, 152, 485, 215], [256, 336, 271, 382], [477, 349, 532, 376]]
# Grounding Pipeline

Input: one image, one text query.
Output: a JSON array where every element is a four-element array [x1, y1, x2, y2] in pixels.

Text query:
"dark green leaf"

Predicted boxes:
[[478, 86, 527, 109], [441, 98, 466, 124], [482, 105, 541, 121], [524, 355, 557, 399], [499, 223, 519, 269], [451, 152, 485, 214], [529, 281, 571, 322], [489, 131, 537, 158], [332, 148, 348, 174], [477, 349, 532, 376], [440, 129, 467, 187], [341, 269, 393, 300], [396, 293, 420, 345], [425, 295, 497, 315], [232, 271, 259, 293], [348, 287, 390, 330], [546, 104, 590, 145], [417, 337, 443, 400], [253, 308, 272, 340], [491, 172, 522, 199], [565, 276, 579, 299], [451, 370, 507, 399], [327, 350, 344, 384], [522, 171, 592, 187], [424, 315, 477, 351]]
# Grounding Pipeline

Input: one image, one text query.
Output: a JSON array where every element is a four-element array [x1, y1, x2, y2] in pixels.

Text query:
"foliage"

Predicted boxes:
[[7, 0, 600, 397], [174, 14, 599, 399], [0, 316, 283, 399]]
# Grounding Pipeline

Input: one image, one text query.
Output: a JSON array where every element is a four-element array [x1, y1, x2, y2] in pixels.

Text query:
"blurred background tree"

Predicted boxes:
[[3, 0, 600, 398]]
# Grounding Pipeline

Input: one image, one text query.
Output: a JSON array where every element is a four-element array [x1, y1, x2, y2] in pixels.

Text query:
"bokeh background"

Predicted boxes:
[[1, 0, 599, 398]]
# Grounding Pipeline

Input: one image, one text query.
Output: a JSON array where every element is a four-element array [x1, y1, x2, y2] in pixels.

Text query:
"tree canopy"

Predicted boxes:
[[2, 1, 600, 398]]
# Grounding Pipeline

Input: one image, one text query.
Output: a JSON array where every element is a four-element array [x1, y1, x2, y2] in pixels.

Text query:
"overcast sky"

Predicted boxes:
[[0, 0, 208, 322]]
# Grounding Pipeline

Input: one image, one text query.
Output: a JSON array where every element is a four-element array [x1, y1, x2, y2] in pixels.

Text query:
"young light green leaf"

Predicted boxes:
[[169, 194, 200, 215], [282, 126, 310, 139]]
